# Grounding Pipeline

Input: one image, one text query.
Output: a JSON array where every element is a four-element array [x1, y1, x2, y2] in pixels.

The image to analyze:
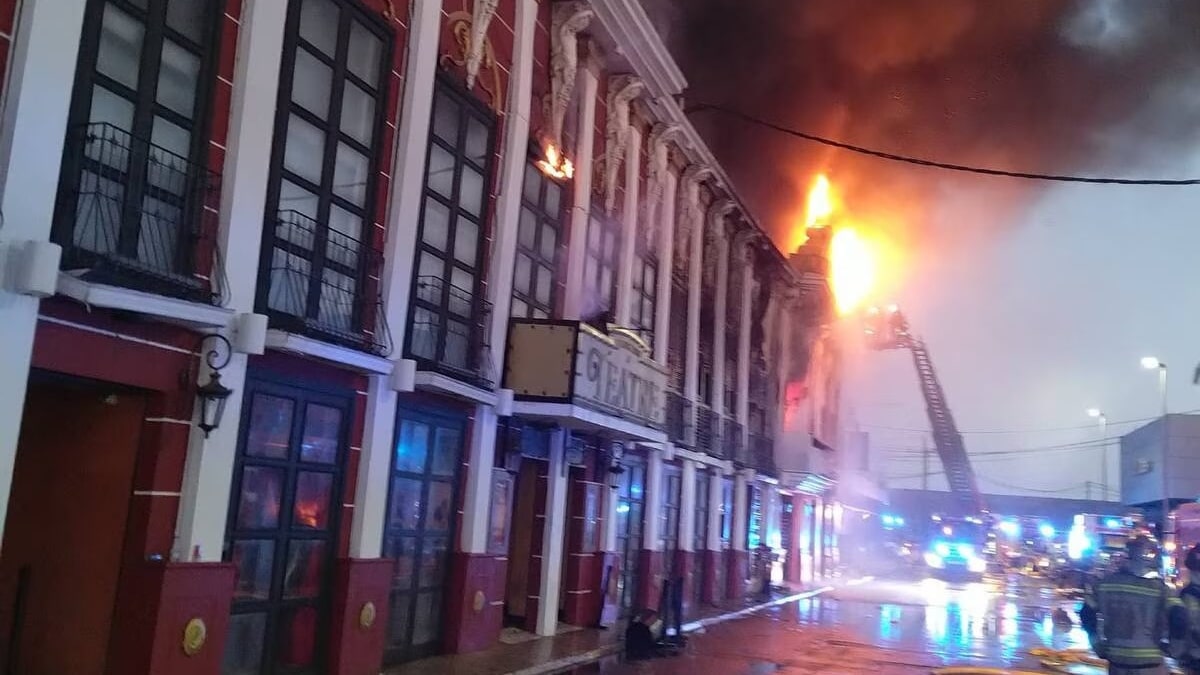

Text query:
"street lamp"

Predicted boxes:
[[1141, 356, 1170, 555], [1087, 408, 1108, 502]]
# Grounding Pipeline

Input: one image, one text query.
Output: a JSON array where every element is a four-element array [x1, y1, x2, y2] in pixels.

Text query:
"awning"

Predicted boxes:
[[509, 400, 667, 444]]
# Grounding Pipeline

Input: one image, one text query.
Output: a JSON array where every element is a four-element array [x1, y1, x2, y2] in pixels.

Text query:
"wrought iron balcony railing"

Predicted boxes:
[[749, 433, 776, 476], [407, 275, 493, 387], [665, 391, 693, 448], [724, 418, 745, 465], [695, 404, 718, 457], [54, 122, 225, 305], [264, 210, 392, 355]]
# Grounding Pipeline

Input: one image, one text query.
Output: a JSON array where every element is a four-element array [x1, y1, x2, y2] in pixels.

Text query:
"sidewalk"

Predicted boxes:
[[393, 579, 863, 675]]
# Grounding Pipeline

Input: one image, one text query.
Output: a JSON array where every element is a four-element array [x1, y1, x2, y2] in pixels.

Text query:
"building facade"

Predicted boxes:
[[0, 1, 842, 673]]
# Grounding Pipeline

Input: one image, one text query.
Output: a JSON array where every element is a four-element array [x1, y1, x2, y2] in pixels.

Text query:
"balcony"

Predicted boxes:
[[695, 404, 719, 457], [407, 275, 493, 387], [749, 433, 776, 476], [665, 391, 693, 447], [263, 210, 392, 355], [724, 417, 745, 464], [54, 122, 225, 305]]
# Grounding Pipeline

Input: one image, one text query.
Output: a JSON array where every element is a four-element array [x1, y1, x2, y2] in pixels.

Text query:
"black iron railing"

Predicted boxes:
[[264, 210, 392, 355], [749, 433, 776, 476], [696, 405, 719, 458], [408, 275, 493, 386], [665, 391, 693, 448], [724, 418, 745, 464], [55, 122, 225, 305]]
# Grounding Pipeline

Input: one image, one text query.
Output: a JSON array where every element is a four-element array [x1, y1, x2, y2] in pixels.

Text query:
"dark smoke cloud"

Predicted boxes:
[[643, 0, 1200, 248]]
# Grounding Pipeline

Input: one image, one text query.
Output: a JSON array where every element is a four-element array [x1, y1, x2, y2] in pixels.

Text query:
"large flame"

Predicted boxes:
[[829, 227, 876, 315], [805, 174, 835, 229], [798, 174, 882, 316]]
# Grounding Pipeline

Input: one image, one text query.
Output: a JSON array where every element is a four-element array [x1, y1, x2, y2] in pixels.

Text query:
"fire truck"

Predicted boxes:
[[1170, 502, 1200, 580], [1056, 513, 1144, 588]]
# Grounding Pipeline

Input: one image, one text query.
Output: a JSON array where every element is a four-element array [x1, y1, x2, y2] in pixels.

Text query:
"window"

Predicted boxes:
[[629, 254, 657, 342], [407, 79, 496, 376], [511, 162, 564, 319], [582, 214, 619, 324], [54, 0, 219, 298], [260, 0, 389, 343]]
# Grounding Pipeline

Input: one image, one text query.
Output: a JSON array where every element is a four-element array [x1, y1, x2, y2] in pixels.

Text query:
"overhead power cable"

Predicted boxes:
[[687, 103, 1200, 186], [858, 408, 1200, 437]]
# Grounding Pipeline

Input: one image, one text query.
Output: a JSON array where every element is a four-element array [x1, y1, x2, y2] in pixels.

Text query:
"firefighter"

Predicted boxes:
[[1171, 544, 1200, 674], [1080, 535, 1182, 674]]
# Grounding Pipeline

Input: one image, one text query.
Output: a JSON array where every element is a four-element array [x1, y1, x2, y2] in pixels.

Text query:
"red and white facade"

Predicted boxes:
[[0, 1, 843, 673]]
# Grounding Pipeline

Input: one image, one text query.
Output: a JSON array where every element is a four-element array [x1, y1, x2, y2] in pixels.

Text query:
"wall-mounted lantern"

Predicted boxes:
[[196, 334, 234, 438]]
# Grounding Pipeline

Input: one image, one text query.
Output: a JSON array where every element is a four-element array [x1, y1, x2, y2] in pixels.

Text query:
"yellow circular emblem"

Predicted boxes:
[[182, 617, 207, 656], [359, 601, 377, 629]]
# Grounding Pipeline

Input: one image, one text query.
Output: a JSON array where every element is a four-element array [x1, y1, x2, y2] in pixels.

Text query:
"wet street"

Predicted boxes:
[[573, 573, 1093, 674]]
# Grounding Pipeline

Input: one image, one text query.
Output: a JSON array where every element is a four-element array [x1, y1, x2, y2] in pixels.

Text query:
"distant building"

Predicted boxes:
[[1121, 414, 1200, 526]]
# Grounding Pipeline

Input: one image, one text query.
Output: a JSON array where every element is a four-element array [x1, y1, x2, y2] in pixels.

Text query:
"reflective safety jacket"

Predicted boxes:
[[1083, 569, 1182, 669], [1172, 582, 1200, 668]]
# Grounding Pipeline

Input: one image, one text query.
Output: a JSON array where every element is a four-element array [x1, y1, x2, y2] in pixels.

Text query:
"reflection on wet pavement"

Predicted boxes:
[[571, 574, 1091, 673]]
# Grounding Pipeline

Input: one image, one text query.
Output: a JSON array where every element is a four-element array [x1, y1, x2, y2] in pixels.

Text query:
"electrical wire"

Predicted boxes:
[[686, 103, 1200, 186], [858, 409, 1200, 436]]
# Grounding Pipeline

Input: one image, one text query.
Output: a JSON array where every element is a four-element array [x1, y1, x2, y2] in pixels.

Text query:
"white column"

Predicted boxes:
[[683, 185, 702, 402], [485, 0, 536, 362], [643, 446, 663, 550], [763, 484, 780, 549], [711, 231, 729, 415], [653, 172, 677, 365], [679, 459, 697, 552], [350, 376, 393, 557], [174, 0, 288, 561], [614, 127, 642, 326], [737, 251, 753, 434], [602, 476, 620, 553], [0, 0, 88, 542], [460, 404, 499, 553], [536, 429, 569, 636], [346, 0, 444, 558], [456, 0, 537, 556], [732, 470, 749, 552], [563, 66, 598, 319], [380, 0, 443, 350], [706, 471, 723, 551]]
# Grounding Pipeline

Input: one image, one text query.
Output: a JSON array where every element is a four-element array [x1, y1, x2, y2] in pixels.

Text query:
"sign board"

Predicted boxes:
[[571, 326, 665, 429], [504, 320, 667, 430]]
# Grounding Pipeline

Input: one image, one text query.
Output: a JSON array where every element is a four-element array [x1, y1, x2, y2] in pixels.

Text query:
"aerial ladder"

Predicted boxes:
[[864, 305, 986, 516]]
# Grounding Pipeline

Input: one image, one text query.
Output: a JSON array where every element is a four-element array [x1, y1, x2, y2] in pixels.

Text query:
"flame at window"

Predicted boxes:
[[536, 142, 574, 180]]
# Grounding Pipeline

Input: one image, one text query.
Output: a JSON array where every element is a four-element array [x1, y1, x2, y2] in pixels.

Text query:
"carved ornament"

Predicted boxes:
[[641, 123, 683, 249], [549, 2, 593, 145], [466, 0, 500, 89], [603, 75, 645, 214]]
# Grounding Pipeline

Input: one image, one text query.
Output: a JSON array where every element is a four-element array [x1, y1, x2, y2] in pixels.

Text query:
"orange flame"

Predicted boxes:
[[805, 174, 835, 229], [536, 142, 574, 180], [797, 174, 882, 316]]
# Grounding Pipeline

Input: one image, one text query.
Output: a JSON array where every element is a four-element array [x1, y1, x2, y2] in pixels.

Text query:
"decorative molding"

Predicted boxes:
[[466, 0, 500, 89], [603, 75, 645, 214], [641, 122, 683, 249], [441, 8, 504, 110], [549, 2, 593, 145], [706, 199, 735, 238]]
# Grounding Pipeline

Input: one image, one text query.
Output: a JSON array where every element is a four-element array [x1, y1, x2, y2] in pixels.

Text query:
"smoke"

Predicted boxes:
[[653, 0, 1200, 250]]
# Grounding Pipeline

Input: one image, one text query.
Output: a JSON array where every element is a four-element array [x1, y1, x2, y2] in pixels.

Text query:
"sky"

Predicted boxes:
[[642, 0, 1200, 499]]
